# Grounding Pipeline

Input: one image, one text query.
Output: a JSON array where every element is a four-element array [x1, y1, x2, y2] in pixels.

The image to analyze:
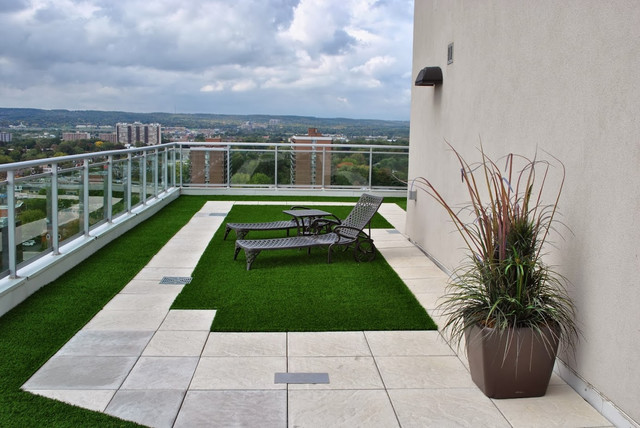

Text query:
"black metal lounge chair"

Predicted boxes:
[[233, 194, 384, 270], [223, 206, 339, 240]]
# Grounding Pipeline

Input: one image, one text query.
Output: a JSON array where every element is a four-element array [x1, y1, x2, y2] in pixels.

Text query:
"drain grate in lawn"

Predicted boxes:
[[171, 204, 437, 332]]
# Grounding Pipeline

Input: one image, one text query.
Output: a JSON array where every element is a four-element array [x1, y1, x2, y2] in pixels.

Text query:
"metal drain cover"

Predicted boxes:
[[159, 276, 193, 285], [208, 213, 227, 216], [274, 373, 330, 384]]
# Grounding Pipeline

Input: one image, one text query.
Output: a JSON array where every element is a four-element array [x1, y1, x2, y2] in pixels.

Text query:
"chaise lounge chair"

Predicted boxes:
[[223, 206, 339, 240], [233, 194, 384, 270]]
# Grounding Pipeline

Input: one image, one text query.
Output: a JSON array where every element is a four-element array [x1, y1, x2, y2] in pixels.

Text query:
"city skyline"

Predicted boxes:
[[0, 0, 414, 121]]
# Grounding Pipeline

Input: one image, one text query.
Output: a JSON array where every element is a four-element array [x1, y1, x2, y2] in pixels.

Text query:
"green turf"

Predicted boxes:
[[172, 204, 436, 332]]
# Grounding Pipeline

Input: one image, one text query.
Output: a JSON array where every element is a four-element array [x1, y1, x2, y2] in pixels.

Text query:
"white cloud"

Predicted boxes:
[[201, 83, 225, 92], [0, 0, 413, 120]]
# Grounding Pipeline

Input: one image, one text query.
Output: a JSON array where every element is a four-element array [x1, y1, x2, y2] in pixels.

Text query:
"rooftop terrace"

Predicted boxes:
[[20, 200, 611, 427]]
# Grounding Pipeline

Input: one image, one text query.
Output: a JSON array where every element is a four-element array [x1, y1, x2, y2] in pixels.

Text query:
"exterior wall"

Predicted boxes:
[[408, 1, 640, 424]]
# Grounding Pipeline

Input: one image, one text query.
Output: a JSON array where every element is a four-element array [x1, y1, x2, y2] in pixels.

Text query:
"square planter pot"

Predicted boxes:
[[465, 323, 559, 399]]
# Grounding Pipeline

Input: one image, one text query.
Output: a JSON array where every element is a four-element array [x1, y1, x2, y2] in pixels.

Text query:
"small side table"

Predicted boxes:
[[282, 208, 332, 235]]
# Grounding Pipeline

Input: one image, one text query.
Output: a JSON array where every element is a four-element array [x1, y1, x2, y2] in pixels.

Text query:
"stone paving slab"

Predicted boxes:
[[105, 389, 186, 428], [24, 356, 138, 390], [174, 390, 287, 428]]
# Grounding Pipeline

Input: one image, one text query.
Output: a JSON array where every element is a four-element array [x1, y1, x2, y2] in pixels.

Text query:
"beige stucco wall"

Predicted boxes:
[[408, 0, 640, 423]]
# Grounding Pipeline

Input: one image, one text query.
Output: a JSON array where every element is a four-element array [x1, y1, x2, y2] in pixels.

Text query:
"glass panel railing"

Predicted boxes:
[[330, 148, 370, 188], [187, 147, 228, 186], [15, 173, 53, 266], [229, 148, 261, 186], [0, 141, 406, 280], [275, 148, 293, 187], [57, 167, 83, 245], [0, 181, 9, 276], [145, 154, 155, 200], [131, 155, 143, 208], [112, 158, 128, 218], [372, 151, 408, 188], [88, 162, 108, 227]]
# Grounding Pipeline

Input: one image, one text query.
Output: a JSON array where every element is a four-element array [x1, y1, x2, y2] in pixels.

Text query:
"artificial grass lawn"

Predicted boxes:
[[172, 204, 436, 331]]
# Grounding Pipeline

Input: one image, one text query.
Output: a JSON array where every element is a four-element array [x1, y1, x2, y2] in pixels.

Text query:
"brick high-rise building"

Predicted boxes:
[[116, 122, 162, 146], [190, 137, 226, 185], [62, 132, 91, 141], [289, 128, 333, 187]]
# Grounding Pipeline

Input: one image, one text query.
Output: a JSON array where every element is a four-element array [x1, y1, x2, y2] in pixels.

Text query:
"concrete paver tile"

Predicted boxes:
[[492, 384, 614, 428], [174, 390, 286, 428], [121, 357, 199, 390], [376, 356, 476, 389], [190, 356, 286, 390], [289, 389, 399, 428], [142, 330, 209, 357], [389, 388, 511, 428], [23, 356, 137, 390], [202, 332, 286, 357], [287, 356, 384, 390], [158, 309, 216, 331], [288, 331, 370, 357], [365, 330, 454, 356], [105, 389, 186, 428], [57, 330, 154, 356]]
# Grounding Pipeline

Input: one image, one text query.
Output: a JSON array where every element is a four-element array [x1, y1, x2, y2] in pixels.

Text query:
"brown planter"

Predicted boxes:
[[465, 323, 560, 399]]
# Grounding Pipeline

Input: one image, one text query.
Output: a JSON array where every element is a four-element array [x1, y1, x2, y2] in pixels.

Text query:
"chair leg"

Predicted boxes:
[[234, 245, 242, 260], [223, 225, 231, 240], [246, 250, 260, 271]]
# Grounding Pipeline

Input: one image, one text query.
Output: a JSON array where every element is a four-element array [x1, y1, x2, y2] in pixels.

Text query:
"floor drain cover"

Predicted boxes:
[[209, 213, 227, 216], [274, 373, 330, 384], [159, 276, 192, 285]]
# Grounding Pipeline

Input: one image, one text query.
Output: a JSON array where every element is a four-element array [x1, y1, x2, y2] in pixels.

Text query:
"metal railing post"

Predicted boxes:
[[7, 171, 17, 278], [141, 152, 147, 205], [153, 148, 159, 197], [274, 145, 278, 188], [322, 146, 326, 189], [368, 147, 373, 190], [83, 159, 90, 236], [127, 153, 132, 213], [51, 163, 60, 254], [226, 145, 231, 188], [106, 155, 113, 222]]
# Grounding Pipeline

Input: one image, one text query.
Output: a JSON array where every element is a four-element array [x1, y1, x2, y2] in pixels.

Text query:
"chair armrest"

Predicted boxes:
[[333, 225, 369, 241], [289, 205, 311, 210]]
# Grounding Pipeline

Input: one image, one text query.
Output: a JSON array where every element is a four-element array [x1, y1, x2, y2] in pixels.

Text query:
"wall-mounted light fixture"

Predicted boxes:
[[414, 66, 443, 86]]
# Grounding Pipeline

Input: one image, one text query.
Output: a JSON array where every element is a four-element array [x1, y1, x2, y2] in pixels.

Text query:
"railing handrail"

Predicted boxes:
[[0, 141, 408, 173]]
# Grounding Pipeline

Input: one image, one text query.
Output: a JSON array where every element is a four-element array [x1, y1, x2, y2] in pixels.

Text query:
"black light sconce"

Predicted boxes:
[[414, 66, 443, 86]]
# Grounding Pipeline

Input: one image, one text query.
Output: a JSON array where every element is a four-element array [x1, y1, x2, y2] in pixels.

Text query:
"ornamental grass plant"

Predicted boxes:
[[414, 144, 578, 352]]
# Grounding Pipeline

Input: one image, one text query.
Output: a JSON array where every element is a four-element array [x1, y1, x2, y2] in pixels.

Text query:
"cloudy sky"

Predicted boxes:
[[0, 0, 414, 120]]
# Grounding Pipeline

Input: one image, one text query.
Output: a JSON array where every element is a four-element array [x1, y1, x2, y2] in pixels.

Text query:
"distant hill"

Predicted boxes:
[[0, 108, 409, 138]]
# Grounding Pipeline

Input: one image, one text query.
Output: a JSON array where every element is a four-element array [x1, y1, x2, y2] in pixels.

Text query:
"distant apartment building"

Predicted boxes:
[[190, 137, 226, 185], [289, 128, 333, 186], [116, 122, 162, 146], [0, 132, 12, 143], [62, 132, 91, 142], [98, 133, 118, 144]]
